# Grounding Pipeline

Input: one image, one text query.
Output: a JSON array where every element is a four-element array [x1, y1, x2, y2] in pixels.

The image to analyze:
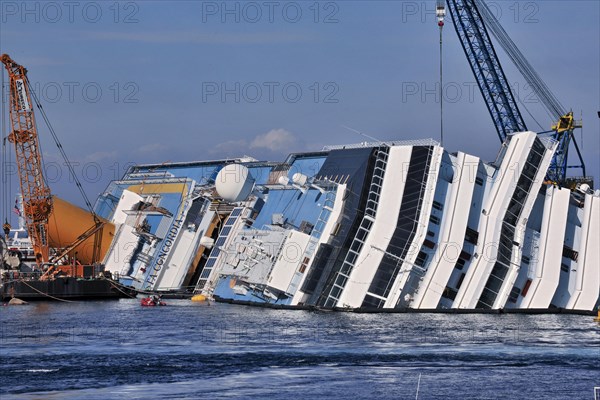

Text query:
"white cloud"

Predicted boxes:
[[137, 143, 165, 154], [250, 129, 296, 152], [210, 129, 299, 159], [209, 139, 248, 156], [85, 151, 118, 162]]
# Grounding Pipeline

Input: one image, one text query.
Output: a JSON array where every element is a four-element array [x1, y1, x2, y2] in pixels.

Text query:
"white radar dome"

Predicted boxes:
[[578, 183, 590, 194], [292, 173, 308, 186], [215, 164, 255, 203]]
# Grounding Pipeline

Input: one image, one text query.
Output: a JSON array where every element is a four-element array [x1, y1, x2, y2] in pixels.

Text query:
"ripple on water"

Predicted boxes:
[[1, 300, 598, 398]]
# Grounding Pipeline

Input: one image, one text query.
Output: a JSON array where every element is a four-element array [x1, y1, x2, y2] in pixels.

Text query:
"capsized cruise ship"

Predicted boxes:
[[95, 131, 599, 311]]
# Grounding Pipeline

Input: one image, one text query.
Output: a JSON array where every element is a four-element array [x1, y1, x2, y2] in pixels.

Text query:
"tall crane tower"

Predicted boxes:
[[2, 54, 114, 268], [1, 54, 52, 263], [445, 0, 587, 183]]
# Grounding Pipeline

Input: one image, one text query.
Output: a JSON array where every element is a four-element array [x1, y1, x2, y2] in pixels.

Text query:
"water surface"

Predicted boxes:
[[1, 300, 598, 399]]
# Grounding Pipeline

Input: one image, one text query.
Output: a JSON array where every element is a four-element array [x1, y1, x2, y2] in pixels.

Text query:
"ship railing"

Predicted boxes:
[[2, 270, 43, 282], [323, 138, 441, 151], [323, 147, 390, 306]]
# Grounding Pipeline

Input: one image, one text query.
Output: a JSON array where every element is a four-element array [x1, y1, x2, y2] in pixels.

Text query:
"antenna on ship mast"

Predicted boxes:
[[341, 125, 382, 143], [436, 0, 446, 147]]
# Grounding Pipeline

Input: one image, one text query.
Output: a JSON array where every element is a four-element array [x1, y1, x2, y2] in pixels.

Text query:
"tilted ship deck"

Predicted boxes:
[[92, 131, 598, 313]]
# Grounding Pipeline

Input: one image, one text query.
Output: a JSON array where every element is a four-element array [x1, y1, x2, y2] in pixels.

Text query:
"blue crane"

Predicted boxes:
[[444, 0, 587, 183]]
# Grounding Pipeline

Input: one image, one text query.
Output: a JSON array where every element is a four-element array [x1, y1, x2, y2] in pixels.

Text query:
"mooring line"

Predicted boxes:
[[18, 279, 77, 303]]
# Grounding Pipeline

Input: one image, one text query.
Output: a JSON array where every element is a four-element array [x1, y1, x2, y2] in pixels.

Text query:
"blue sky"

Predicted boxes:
[[0, 0, 598, 211]]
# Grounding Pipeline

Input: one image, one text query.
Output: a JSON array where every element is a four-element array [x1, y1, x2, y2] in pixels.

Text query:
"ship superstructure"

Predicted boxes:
[[96, 132, 599, 311]]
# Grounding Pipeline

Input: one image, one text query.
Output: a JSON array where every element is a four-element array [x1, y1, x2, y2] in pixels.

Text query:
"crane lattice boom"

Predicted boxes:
[[446, 0, 527, 142], [1, 54, 52, 263], [446, 0, 586, 183]]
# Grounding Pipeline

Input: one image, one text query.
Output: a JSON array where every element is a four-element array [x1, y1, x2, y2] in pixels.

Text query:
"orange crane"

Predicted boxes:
[[2, 54, 116, 270], [1, 54, 52, 263]]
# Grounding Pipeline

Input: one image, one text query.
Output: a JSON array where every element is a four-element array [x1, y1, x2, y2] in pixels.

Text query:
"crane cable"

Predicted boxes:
[[439, 18, 444, 147], [516, 95, 545, 131], [437, 1, 446, 147], [1, 138, 7, 227], [1, 67, 6, 224], [1, 68, 11, 227], [25, 78, 97, 218], [475, 0, 565, 122], [476, 0, 564, 117]]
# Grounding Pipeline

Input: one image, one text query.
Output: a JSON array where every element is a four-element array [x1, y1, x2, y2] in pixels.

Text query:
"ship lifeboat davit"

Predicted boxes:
[[48, 196, 115, 265]]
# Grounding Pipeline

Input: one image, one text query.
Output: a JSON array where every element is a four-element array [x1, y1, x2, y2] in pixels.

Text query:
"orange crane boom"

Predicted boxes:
[[1, 54, 52, 263]]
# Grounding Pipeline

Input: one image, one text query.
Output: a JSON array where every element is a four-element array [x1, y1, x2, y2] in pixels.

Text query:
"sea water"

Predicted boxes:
[[1, 300, 598, 399]]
